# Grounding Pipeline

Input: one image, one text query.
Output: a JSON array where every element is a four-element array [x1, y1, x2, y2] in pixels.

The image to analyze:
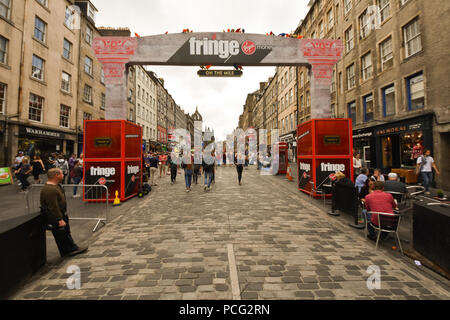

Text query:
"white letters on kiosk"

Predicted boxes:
[[90, 166, 116, 177]]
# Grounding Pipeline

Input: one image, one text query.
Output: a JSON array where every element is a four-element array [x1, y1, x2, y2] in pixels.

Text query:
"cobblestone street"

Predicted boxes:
[[11, 166, 450, 300]]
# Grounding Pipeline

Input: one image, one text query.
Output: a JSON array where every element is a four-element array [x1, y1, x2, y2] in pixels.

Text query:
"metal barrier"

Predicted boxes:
[[26, 184, 109, 232]]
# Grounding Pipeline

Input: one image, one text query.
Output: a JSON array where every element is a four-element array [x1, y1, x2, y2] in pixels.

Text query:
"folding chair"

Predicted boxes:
[[364, 210, 403, 254], [385, 191, 409, 212]]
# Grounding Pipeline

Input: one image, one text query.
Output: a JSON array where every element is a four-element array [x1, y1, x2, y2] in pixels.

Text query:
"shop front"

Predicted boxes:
[[18, 125, 76, 165], [352, 128, 375, 169], [373, 114, 433, 177]]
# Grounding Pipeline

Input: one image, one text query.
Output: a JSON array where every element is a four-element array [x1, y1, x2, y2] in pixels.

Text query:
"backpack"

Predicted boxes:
[[416, 155, 427, 175]]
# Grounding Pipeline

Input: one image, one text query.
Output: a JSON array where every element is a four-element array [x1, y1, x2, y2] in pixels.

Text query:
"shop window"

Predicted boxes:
[[407, 72, 424, 110], [401, 131, 423, 167], [382, 136, 393, 168], [382, 85, 395, 116], [29, 93, 44, 122], [348, 101, 356, 125], [363, 94, 374, 122]]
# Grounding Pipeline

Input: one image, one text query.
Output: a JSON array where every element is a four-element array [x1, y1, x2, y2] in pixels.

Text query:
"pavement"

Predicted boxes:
[[7, 164, 450, 300]]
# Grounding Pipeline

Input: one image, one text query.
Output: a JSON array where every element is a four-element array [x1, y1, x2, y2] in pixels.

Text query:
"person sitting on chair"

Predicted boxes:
[[384, 173, 408, 194], [364, 181, 397, 241]]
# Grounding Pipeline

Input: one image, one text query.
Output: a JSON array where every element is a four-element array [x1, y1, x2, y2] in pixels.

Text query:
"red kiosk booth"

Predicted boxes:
[[276, 142, 289, 175], [297, 119, 353, 198], [83, 120, 142, 202]]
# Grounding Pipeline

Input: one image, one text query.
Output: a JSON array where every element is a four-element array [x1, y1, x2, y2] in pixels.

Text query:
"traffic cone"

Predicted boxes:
[[286, 164, 293, 181], [113, 190, 121, 206]]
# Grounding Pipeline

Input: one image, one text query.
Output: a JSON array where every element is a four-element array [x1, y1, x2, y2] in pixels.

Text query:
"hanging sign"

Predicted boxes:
[[197, 69, 243, 77]]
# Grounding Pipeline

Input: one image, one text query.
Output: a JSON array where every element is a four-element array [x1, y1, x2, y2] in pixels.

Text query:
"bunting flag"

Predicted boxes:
[[134, 33, 140, 38]]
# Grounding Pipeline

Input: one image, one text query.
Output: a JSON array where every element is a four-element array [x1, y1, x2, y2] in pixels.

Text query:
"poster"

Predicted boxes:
[[0, 167, 13, 185]]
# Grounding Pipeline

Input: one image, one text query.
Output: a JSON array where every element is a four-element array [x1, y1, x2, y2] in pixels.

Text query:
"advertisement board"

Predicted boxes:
[[0, 168, 13, 185]]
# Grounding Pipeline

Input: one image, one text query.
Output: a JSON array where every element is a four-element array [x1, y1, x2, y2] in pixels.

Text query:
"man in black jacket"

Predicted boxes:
[[384, 173, 408, 194], [202, 158, 214, 191]]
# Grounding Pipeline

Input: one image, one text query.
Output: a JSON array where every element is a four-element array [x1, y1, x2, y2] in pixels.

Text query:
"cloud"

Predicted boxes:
[[92, 0, 309, 140]]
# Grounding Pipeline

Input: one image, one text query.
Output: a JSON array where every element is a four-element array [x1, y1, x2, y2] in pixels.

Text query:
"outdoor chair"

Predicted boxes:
[[385, 191, 409, 212], [364, 210, 403, 254]]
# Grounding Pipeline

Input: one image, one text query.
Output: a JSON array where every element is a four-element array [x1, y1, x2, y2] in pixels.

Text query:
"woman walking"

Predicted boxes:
[[31, 155, 45, 184], [182, 155, 194, 192], [70, 160, 83, 198]]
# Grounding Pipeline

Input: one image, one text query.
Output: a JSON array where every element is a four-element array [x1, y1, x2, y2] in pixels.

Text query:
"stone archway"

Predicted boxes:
[[93, 32, 343, 120]]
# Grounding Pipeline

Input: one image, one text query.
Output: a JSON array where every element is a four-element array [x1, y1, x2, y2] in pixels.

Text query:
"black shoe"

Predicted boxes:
[[68, 246, 88, 257]]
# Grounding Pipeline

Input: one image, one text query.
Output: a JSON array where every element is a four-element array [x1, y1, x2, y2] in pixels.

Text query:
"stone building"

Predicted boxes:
[[295, 0, 450, 189], [1, 0, 81, 165], [264, 74, 279, 148]]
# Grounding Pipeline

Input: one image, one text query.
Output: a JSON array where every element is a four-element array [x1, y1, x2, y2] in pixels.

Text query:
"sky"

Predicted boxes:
[[93, 0, 310, 141]]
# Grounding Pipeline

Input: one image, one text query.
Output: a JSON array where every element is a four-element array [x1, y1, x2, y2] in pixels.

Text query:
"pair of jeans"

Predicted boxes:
[[421, 171, 433, 191], [184, 170, 192, 188], [171, 166, 177, 182], [19, 174, 30, 190], [193, 169, 200, 184], [73, 176, 81, 195], [204, 171, 213, 187], [150, 167, 158, 185]]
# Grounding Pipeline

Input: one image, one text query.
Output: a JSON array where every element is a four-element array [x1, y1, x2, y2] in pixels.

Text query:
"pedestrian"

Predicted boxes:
[[182, 155, 193, 192], [15, 157, 32, 192], [371, 168, 385, 182], [202, 156, 214, 192], [31, 154, 45, 184], [355, 168, 370, 193], [353, 152, 362, 177], [193, 162, 202, 185], [54, 155, 69, 184], [70, 160, 83, 198], [159, 152, 167, 178], [149, 153, 159, 186], [416, 149, 440, 195], [40, 168, 88, 257], [68, 153, 77, 182], [235, 153, 244, 186], [169, 155, 178, 184]]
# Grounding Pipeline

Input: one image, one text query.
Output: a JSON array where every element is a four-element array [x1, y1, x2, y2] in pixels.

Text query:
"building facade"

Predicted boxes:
[[295, 0, 450, 189]]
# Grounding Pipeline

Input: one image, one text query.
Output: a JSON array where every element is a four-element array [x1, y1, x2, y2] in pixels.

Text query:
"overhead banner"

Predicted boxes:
[[197, 69, 243, 77]]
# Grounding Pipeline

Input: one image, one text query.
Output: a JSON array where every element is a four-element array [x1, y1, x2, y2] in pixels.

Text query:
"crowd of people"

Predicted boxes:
[[13, 151, 84, 196]]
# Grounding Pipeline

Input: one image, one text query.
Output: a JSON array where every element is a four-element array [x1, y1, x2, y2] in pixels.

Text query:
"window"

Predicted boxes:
[[331, 103, 336, 118], [300, 72, 304, 88], [101, 68, 105, 84], [345, 26, 354, 53], [281, 97, 284, 110], [60, 105, 70, 128], [347, 64, 356, 89], [0, 35, 7, 64], [319, 21, 324, 38], [344, 0, 352, 15], [289, 89, 293, 105], [306, 91, 311, 110], [361, 52, 372, 81], [382, 85, 396, 116], [101, 93, 106, 110], [61, 72, 71, 93], [36, 0, 47, 7], [331, 70, 336, 92], [63, 39, 72, 60], [29, 93, 44, 122], [0, 0, 11, 20], [84, 56, 93, 75], [34, 16, 46, 43], [377, 0, 390, 23], [328, 9, 334, 30], [348, 101, 356, 125], [86, 27, 93, 45], [31, 55, 45, 81], [359, 9, 370, 39], [380, 37, 393, 70], [64, 6, 74, 29], [83, 112, 92, 120], [87, 3, 96, 22], [407, 73, 424, 110], [83, 84, 92, 103], [363, 94, 374, 122], [404, 18, 422, 57], [0, 82, 6, 114]]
